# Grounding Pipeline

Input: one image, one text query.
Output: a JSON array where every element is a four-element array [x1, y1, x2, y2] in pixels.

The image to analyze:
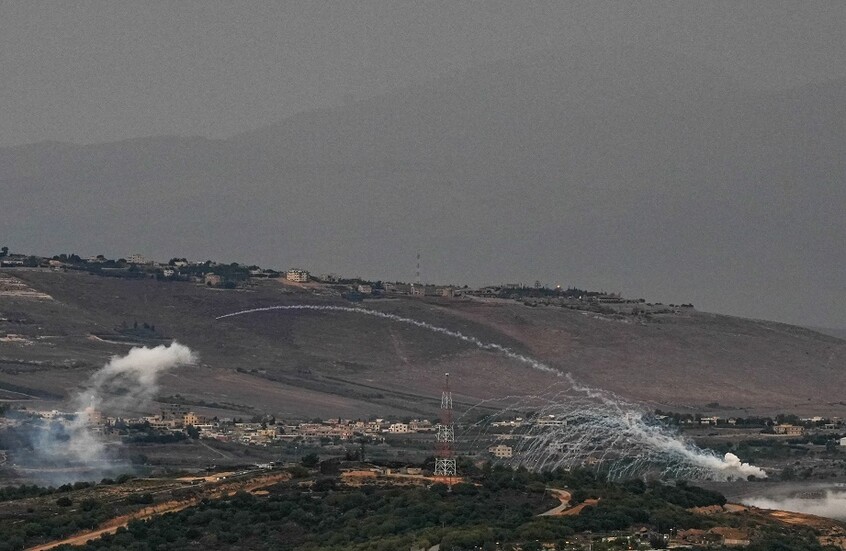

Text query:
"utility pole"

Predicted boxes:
[[434, 372, 457, 485]]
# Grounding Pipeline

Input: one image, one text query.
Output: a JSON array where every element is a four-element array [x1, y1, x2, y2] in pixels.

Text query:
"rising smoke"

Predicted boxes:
[[217, 305, 766, 480], [13, 341, 196, 485]]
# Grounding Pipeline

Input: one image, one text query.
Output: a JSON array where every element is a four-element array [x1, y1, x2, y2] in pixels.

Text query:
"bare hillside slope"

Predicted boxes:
[[0, 270, 843, 418]]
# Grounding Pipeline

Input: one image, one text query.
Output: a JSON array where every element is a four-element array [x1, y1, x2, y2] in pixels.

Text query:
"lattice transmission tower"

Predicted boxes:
[[434, 372, 457, 482]]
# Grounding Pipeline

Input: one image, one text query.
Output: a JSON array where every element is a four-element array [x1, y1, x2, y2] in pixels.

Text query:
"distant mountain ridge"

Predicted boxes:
[[2, 47, 845, 327]]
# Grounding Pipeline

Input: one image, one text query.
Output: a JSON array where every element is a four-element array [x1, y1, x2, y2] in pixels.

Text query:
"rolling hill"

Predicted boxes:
[[1, 269, 844, 419]]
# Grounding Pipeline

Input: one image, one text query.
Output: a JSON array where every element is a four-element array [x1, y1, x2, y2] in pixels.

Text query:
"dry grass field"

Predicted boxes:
[[1, 268, 845, 419]]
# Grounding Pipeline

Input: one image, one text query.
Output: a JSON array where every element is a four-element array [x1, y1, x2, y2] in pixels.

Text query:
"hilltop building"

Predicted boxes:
[[286, 269, 309, 283], [126, 253, 152, 265]]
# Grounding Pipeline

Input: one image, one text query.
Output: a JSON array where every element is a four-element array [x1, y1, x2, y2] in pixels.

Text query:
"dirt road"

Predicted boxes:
[[539, 489, 572, 516], [25, 471, 291, 551]]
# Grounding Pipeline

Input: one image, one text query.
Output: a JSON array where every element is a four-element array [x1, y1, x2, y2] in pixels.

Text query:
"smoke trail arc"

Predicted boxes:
[[216, 305, 557, 373], [215, 304, 766, 480]]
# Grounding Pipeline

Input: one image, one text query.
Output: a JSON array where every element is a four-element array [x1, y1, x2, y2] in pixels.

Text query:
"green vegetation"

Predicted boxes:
[[0, 481, 92, 501], [4, 466, 821, 551], [0, 465, 838, 551], [0, 490, 116, 551]]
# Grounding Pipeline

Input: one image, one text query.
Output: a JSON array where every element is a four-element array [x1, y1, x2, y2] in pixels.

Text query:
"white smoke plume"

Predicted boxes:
[[74, 341, 198, 416], [16, 341, 196, 484], [217, 305, 766, 480]]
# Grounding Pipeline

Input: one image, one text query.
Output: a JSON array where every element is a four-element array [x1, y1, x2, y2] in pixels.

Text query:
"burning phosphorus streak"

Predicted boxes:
[[216, 305, 556, 374], [216, 305, 766, 480]]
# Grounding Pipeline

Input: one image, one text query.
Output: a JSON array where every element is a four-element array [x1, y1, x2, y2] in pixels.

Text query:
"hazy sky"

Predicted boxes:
[[3, 2, 846, 329], [3, 1, 846, 147]]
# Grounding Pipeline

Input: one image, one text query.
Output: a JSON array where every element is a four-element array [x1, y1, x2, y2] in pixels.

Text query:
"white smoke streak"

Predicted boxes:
[[215, 305, 766, 480], [217, 305, 556, 373]]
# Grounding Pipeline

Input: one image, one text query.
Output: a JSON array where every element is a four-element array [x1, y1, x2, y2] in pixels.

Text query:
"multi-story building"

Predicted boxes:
[[286, 269, 310, 282], [409, 419, 434, 432], [488, 444, 513, 458], [126, 253, 151, 265], [774, 424, 805, 436]]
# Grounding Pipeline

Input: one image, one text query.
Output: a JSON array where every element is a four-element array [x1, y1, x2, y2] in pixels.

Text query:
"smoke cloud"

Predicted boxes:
[[708, 452, 767, 480], [74, 341, 198, 416], [13, 341, 197, 485]]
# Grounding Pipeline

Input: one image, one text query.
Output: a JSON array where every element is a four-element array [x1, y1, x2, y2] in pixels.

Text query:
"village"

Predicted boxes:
[[0, 247, 691, 316]]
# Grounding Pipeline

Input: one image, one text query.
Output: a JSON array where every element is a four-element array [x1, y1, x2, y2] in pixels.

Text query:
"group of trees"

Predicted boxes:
[[0, 461, 835, 551], [12, 464, 819, 551]]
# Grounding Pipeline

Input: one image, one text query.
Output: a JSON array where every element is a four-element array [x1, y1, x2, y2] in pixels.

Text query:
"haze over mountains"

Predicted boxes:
[[2, 45, 845, 327]]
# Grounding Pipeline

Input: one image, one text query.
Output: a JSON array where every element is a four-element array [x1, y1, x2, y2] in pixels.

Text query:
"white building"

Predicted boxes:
[[536, 416, 568, 427], [388, 423, 410, 434], [126, 253, 150, 265], [286, 269, 309, 283]]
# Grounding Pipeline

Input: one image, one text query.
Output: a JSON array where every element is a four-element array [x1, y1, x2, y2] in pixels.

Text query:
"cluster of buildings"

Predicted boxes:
[[675, 527, 751, 548], [19, 406, 439, 447], [663, 413, 841, 431], [3, 248, 670, 311], [14, 405, 521, 461], [144, 409, 438, 446]]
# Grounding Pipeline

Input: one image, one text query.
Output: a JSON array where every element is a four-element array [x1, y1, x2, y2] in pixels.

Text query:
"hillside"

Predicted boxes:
[[1, 269, 844, 419]]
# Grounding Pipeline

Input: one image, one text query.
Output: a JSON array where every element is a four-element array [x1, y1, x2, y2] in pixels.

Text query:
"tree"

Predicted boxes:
[[301, 453, 320, 468], [0, 246, 7, 257]]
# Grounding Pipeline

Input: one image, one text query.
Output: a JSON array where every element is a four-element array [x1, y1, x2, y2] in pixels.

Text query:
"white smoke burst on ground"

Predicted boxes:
[[15, 342, 197, 484], [217, 305, 766, 481], [460, 388, 766, 481]]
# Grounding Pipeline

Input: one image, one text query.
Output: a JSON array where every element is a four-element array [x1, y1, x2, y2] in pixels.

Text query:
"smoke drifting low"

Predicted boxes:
[[13, 342, 196, 485], [744, 490, 846, 521]]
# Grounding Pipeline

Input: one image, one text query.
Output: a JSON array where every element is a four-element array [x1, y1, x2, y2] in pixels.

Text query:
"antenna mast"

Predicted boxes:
[[434, 372, 457, 483]]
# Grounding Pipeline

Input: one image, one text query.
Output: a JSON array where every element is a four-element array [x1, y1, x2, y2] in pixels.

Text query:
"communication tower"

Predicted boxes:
[[434, 372, 457, 482]]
